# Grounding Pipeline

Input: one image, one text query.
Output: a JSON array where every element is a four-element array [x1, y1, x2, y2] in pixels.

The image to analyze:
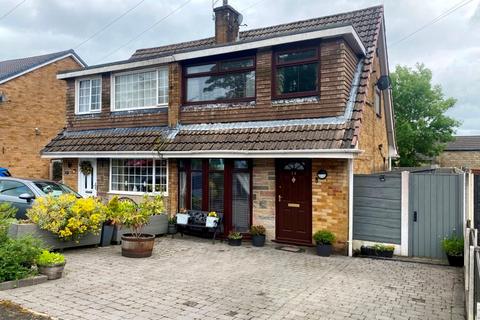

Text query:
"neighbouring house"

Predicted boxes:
[[0, 50, 85, 179], [42, 3, 396, 254], [438, 136, 480, 170]]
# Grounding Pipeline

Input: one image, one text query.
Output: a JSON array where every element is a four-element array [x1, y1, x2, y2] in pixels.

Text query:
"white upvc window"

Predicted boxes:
[[76, 77, 101, 114], [109, 158, 168, 195], [111, 67, 168, 111]]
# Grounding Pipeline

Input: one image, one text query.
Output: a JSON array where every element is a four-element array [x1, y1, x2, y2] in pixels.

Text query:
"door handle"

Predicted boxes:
[[278, 195, 282, 202], [413, 211, 417, 222]]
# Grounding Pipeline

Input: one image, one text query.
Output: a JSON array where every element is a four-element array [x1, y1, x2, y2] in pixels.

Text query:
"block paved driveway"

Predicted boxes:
[[0, 236, 464, 320]]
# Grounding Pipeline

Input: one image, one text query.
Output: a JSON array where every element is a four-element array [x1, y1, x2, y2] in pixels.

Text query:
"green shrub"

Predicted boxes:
[[313, 230, 336, 245], [0, 203, 17, 244], [442, 236, 464, 257], [228, 231, 242, 240], [0, 236, 45, 282], [37, 250, 65, 267], [250, 225, 266, 236]]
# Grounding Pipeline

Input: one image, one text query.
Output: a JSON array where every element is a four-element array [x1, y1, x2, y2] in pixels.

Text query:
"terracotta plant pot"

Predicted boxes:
[[38, 262, 66, 280], [447, 254, 463, 267], [121, 233, 155, 258], [316, 244, 332, 257], [252, 235, 265, 247], [228, 238, 242, 246]]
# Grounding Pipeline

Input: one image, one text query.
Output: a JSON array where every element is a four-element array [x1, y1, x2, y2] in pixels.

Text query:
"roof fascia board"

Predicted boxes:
[[0, 53, 86, 85], [57, 25, 365, 79], [42, 149, 361, 159]]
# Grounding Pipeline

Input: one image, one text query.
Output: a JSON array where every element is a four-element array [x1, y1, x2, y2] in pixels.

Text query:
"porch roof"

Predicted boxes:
[[41, 120, 358, 158]]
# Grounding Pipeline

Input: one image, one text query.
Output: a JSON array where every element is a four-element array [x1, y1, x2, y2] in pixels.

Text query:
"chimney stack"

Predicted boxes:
[[214, 0, 242, 44]]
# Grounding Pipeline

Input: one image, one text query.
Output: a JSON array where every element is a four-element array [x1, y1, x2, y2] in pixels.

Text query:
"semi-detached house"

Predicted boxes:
[[42, 3, 397, 254]]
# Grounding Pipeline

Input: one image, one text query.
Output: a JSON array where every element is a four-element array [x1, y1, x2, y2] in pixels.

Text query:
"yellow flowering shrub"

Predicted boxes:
[[27, 194, 107, 241]]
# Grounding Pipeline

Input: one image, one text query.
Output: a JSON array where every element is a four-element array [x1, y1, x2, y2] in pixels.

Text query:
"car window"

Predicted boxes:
[[34, 181, 78, 197], [0, 180, 34, 197]]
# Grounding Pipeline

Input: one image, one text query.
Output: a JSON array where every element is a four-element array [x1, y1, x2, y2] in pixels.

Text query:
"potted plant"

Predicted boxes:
[[168, 215, 177, 234], [176, 208, 189, 225], [118, 196, 159, 258], [313, 230, 335, 257], [250, 225, 266, 247], [206, 211, 219, 228], [227, 231, 243, 246], [373, 244, 395, 258], [36, 250, 66, 280], [442, 235, 464, 267]]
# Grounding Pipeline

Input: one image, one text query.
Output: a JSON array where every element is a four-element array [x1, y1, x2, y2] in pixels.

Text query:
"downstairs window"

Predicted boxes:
[[110, 159, 167, 194]]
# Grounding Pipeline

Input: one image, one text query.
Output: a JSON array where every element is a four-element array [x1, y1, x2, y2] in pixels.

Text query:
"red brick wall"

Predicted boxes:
[[0, 57, 81, 178]]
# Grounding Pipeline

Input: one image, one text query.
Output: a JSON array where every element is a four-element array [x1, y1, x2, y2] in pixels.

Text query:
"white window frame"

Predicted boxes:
[[75, 76, 102, 115], [110, 67, 168, 112], [108, 158, 168, 196]]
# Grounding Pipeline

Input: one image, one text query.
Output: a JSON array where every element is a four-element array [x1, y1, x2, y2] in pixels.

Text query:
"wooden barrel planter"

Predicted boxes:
[[121, 234, 155, 258]]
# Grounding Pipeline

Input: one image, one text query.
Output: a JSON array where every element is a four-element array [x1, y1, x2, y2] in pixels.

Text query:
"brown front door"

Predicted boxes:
[[275, 159, 312, 245]]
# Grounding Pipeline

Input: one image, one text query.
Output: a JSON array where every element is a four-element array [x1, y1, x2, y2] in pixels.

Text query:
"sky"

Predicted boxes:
[[1, 0, 479, 135]]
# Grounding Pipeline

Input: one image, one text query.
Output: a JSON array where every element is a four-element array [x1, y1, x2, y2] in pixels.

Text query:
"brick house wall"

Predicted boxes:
[[252, 159, 276, 240], [353, 53, 389, 174], [0, 57, 81, 178], [438, 151, 480, 169]]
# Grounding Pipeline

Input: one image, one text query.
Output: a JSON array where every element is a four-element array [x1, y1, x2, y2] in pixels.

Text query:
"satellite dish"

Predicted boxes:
[[376, 75, 390, 90]]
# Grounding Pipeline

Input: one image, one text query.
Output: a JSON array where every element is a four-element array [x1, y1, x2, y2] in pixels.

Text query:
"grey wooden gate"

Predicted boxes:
[[353, 174, 402, 244], [409, 173, 464, 259]]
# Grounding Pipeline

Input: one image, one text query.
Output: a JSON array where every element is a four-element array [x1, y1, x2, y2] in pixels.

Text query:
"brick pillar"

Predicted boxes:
[[168, 63, 181, 128]]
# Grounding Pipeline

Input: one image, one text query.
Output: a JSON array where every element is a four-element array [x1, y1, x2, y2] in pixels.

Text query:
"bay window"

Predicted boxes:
[[178, 159, 252, 233], [76, 78, 101, 114], [184, 56, 255, 104], [110, 159, 167, 194], [112, 68, 168, 111], [273, 46, 319, 98]]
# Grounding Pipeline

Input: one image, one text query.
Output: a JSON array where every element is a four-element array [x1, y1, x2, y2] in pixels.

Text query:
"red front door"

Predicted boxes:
[[275, 159, 312, 245]]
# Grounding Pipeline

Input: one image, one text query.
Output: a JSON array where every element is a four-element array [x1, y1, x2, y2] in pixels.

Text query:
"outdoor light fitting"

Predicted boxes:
[[316, 169, 328, 183]]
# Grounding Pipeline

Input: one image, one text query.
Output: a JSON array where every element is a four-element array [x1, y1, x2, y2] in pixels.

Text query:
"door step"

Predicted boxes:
[[275, 246, 305, 253]]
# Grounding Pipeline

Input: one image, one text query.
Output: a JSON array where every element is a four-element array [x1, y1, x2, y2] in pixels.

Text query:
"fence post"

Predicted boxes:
[[467, 228, 471, 290], [400, 171, 409, 256], [469, 245, 475, 320]]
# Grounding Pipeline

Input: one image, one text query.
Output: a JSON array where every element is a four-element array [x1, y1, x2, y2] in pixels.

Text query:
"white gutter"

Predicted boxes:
[[42, 149, 362, 159], [57, 25, 366, 79], [348, 158, 354, 257], [0, 53, 85, 85]]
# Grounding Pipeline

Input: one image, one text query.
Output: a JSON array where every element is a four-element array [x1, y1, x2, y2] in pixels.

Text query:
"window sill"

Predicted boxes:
[[110, 105, 168, 113], [182, 100, 255, 111], [108, 191, 168, 197], [272, 95, 320, 106]]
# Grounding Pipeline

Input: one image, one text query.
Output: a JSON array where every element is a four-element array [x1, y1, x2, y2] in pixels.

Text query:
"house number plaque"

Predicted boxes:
[[287, 203, 300, 208]]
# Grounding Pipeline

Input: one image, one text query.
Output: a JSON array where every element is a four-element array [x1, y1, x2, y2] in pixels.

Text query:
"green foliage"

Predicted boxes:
[[0, 203, 17, 244], [373, 244, 395, 252], [313, 230, 335, 245], [106, 196, 137, 226], [139, 195, 165, 216], [168, 215, 176, 224], [228, 231, 243, 240], [0, 236, 45, 282], [27, 194, 106, 241], [391, 64, 460, 166], [36, 250, 65, 267], [250, 225, 266, 236], [442, 236, 463, 257]]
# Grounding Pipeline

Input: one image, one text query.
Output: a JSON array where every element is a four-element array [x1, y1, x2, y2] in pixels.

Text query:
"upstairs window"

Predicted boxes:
[[273, 47, 319, 99], [374, 87, 382, 117], [113, 68, 168, 111], [184, 56, 255, 104], [76, 78, 101, 114]]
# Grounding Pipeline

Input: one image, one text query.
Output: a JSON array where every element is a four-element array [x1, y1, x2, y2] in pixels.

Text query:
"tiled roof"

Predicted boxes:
[[42, 121, 356, 154], [131, 5, 382, 60], [0, 49, 85, 84], [444, 136, 480, 151], [42, 127, 170, 153]]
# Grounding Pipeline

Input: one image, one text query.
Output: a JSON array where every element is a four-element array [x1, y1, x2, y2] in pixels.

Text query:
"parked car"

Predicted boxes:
[[0, 168, 11, 177], [0, 177, 81, 219]]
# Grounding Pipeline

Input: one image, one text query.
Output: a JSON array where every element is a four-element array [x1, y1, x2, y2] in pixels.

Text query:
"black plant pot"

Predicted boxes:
[[316, 244, 332, 257], [377, 250, 394, 258], [447, 254, 464, 267], [361, 246, 377, 256], [168, 224, 177, 234], [228, 238, 242, 246], [100, 224, 114, 247], [252, 235, 265, 247]]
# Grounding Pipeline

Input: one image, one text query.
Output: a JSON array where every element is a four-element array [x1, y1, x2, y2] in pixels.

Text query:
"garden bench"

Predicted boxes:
[[175, 210, 223, 244]]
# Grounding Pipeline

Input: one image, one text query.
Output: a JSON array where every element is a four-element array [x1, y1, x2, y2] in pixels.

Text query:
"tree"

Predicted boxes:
[[391, 64, 459, 167]]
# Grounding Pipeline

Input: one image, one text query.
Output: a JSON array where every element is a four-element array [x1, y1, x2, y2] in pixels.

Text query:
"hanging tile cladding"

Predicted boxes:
[[178, 38, 358, 124], [65, 73, 168, 131]]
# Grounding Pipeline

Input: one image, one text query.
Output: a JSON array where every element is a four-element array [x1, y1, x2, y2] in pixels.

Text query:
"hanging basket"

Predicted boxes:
[[80, 161, 93, 176]]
